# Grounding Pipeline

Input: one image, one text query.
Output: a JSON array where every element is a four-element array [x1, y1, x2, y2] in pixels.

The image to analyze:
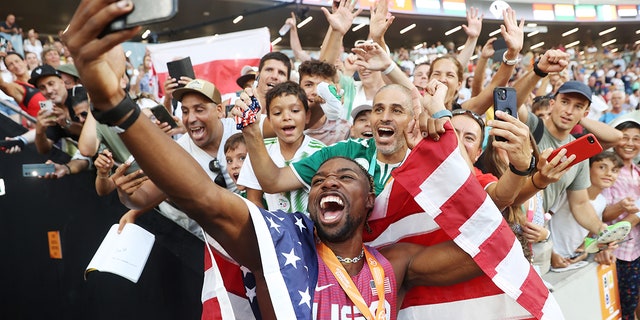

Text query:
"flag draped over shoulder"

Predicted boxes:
[[365, 122, 564, 320], [199, 122, 564, 319], [146, 28, 271, 96]]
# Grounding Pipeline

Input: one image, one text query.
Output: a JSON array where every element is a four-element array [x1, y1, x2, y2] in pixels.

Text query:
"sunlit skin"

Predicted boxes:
[[257, 59, 288, 99], [180, 93, 224, 155], [614, 128, 640, 164], [429, 59, 462, 108], [3, 54, 28, 78], [267, 94, 309, 154], [308, 158, 374, 244], [548, 92, 589, 134], [350, 110, 372, 139], [36, 76, 67, 105], [225, 143, 247, 187], [589, 159, 620, 190], [412, 64, 429, 91], [369, 86, 413, 163], [451, 115, 483, 163]]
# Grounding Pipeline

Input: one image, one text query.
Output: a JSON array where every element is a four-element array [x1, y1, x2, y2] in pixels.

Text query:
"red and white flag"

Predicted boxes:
[[365, 122, 564, 320], [147, 28, 271, 96]]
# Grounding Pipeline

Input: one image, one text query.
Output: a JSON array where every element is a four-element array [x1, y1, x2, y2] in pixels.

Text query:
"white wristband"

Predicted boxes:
[[382, 63, 396, 75]]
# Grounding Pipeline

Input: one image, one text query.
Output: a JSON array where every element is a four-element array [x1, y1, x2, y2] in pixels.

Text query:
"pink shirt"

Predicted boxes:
[[601, 163, 640, 262], [313, 247, 398, 319]]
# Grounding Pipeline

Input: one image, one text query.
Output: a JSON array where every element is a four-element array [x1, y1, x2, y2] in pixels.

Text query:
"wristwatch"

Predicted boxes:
[[502, 51, 520, 66], [509, 156, 536, 176]]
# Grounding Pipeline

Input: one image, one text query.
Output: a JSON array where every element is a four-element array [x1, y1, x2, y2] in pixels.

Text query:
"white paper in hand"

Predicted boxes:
[[85, 224, 155, 283]]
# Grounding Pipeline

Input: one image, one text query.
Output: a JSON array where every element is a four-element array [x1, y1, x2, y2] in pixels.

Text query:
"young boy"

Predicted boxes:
[[224, 132, 247, 197], [550, 151, 624, 269], [237, 81, 325, 213]]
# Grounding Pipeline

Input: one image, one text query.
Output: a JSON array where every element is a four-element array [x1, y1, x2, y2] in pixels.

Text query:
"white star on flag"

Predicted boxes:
[[245, 285, 256, 303], [267, 216, 281, 233], [294, 216, 306, 232], [298, 287, 311, 308], [282, 248, 301, 268]]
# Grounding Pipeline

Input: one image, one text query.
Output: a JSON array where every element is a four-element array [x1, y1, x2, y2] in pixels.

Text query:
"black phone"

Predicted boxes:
[[493, 87, 517, 141], [492, 38, 507, 62], [167, 57, 195, 88], [150, 105, 178, 128], [100, 0, 178, 37]]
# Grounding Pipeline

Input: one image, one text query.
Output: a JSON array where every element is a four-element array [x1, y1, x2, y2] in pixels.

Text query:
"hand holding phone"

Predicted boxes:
[[100, 0, 178, 37], [548, 134, 603, 168], [22, 163, 56, 177], [150, 105, 178, 128], [493, 87, 517, 141]]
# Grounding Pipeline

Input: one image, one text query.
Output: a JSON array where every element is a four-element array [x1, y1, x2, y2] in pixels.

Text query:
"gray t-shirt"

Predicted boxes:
[[525, 112, 590, 211]]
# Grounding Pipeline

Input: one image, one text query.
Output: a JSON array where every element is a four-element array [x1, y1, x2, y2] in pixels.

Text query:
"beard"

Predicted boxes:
[[313, 211, 364, 244]]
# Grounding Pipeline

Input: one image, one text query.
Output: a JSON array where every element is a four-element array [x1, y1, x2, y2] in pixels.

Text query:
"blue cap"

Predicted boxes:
[[555, 81, 592, 103]]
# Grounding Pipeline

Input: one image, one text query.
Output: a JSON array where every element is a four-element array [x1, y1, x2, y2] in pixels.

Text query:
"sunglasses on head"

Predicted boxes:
[[209, 158, 227, 189], [452, 108, 485, 132], [532, 95, 551, 104]]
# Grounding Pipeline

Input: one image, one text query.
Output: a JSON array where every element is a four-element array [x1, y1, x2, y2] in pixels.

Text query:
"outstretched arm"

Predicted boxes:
[[285, 12, 312, 62], [63, 0, 264, 275], [579, 117, 622, 150], [457, 7, 482, 68]]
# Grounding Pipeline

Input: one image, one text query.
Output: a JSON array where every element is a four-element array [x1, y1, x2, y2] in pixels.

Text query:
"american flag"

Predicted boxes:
[[201, 122, 564, 319]]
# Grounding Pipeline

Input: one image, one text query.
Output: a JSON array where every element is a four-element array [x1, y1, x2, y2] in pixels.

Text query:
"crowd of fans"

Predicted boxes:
[[3, 1, 640, 318]]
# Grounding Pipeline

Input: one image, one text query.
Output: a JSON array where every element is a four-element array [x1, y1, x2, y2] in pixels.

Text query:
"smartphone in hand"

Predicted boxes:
[[23, 163, 55, 177], [100, 0, 178, 37], [493, 87, 517, 141], [150, 105, 179, 129], [548, 133, 603, 168]]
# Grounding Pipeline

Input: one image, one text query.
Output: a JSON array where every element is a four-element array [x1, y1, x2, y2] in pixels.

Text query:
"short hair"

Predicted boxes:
[[41, 45, 58, 62], [259, 52, 291, 78], [224, 132, 245, 154], [531, 96, 551, 114], [589, 150, 623, 168], [374, 84, 414, 116], [615, 121, 640, 131], [323, 156, 374, 193], [264, 81, 309, 116], [298, 60, 336, 80]]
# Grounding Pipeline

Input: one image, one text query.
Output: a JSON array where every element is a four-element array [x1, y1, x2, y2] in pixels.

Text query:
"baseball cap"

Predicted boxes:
[[29, 64, 60, 86], [350, 104, 372, 121], [172, 79, 221, 104], [555, 81, 592, 103], [56, 64, 80, 80], [235, 65, 258, 88]]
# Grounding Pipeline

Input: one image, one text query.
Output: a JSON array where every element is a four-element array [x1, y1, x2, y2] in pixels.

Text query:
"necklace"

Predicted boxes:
[[335, 248, 365, 264]]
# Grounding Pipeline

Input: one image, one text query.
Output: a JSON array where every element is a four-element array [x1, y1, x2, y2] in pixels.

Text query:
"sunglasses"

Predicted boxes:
[[452, 108, 485, 132], [209, 158, 227, 189]]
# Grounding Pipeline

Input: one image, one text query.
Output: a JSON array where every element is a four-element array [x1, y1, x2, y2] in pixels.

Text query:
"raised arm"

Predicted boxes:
[[471, 38, 496, 97], [367, 0, 394, 50], [63, 0, 264, 274], [233, 92, 304, 194], [353, 41, 414, 91], [456, 7, 483, 68], [78, 111, 100, 157], [579, 117, 622, 150], [285, 12, 312, 62], [463, 8, 523, 115], [318, 0, 362, 64]]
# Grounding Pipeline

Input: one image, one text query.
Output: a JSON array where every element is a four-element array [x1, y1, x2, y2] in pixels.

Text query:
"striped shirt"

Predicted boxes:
[[602, 163, 640, 262], [237, 135, 325, 213]]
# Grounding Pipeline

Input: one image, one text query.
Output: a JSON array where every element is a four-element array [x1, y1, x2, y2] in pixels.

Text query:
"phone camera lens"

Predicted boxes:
[[587, 136, 595, 143]]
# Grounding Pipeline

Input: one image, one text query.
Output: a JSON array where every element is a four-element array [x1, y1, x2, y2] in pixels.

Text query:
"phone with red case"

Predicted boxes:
[[548, 133, 602, 167]]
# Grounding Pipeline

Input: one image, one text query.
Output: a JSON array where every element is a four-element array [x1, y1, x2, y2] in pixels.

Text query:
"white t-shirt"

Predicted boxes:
[[549, 192, 606, 257], [237, 135, 325, 213], [176, 117, 240, 193]]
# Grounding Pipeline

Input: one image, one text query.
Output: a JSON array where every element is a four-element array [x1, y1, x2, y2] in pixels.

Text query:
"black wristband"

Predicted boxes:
[[110, 105, 141, 134], [509, 156, 536, 176], [91, 92, 136, 126], [533, 60, 549, 78]]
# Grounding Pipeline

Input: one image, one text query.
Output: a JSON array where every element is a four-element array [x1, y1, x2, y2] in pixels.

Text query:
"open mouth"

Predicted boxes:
[[377, 127, 395, 138], [319, 195, 345, 223], [361, 131, 373, 138], [282, 125, 296, 135]]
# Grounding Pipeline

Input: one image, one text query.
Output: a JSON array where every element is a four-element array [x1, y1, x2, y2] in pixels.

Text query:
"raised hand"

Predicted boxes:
[[351, 41, 394, 72], [368, 0, 394, 41], [462, 7, 483, 39], [321, 0, 363, 36], [500, 8, 524, 54], [537, 49, 571, 74], [480, 37, 497, 59], [487, 110, 532, 172]]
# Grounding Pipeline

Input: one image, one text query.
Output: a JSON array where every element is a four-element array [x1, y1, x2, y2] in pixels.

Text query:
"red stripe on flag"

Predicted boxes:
[[157, 58, 261, 97], [516, 269, 551, 319]]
